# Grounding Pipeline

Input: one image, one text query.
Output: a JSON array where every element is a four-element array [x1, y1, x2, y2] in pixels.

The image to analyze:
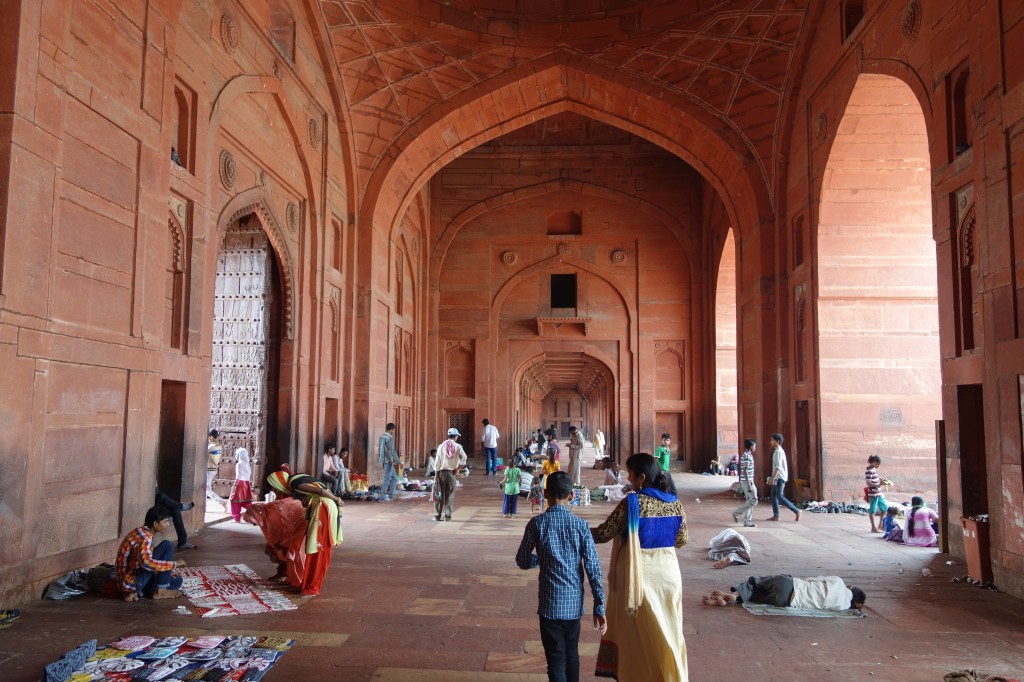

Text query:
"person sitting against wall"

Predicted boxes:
[[115, 506, 187, 602]]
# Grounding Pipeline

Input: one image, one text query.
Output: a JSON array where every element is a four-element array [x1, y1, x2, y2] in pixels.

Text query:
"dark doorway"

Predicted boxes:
[[157, 381, 187, 501], [957, 384, 988, 517]]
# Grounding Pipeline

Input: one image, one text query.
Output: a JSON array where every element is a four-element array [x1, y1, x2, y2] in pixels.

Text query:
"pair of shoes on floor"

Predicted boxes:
[[445, 516, 452, 521], [0, 609, 21, 626], [743, 522, 757, 528], [177, 542, 197, 550], [765, 516, 780, 521], [435, 515, 442, 521]]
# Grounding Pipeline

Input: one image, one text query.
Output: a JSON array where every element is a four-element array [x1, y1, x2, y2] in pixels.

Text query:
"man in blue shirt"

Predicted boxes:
[[516, 471, 607, 682]]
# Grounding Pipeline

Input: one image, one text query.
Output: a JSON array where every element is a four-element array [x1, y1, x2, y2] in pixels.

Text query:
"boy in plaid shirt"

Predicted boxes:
[[516, 471, 606, 682], [115, 506, 187, 602]]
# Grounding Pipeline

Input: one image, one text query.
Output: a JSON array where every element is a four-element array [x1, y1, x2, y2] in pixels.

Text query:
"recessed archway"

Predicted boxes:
[[817, 73, 940, 501]]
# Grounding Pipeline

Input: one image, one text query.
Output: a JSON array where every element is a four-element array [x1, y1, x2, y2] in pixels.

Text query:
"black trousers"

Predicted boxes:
[[539, 616, 581, 682], [154, 490, 188, 547], [733, 574, 795, 607]]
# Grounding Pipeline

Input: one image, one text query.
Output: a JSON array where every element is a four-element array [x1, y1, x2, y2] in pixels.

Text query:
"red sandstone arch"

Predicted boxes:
[[363, 53, 772, 247], [815, 73, 939, 501]]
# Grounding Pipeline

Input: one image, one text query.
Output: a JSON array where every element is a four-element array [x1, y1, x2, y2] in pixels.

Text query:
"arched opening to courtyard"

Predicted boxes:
[[816, 73, 940, 502], [715, 227, 738, 464]]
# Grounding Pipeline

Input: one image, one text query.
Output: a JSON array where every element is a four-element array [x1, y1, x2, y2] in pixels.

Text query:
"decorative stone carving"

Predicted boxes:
[[610, 249, 626, 264], [220, 14, 239, 54], [501, 249, 517, 264], [286, 202, 299, 233], [901, 1, 922, 43], [813, 113, 828, 147], [556, 241, 568, 255], [273, 59, 282, 79], [219, 150, 237, 190], [308, 118, 322, 148]]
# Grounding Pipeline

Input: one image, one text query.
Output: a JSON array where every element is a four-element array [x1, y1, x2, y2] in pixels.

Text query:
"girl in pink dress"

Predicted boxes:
[[229, 447, 255, 522]]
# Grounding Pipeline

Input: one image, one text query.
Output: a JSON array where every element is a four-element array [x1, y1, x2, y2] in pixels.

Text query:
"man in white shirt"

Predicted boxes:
[[766, 433, 801, 522], [481, 418, 500, 476]]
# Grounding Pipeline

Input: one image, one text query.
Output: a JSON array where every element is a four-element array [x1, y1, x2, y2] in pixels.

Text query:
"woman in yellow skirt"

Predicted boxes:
[[591, 453, 688, 681]]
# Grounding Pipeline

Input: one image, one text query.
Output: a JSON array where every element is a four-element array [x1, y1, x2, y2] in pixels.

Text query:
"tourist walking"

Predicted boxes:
[[766, 434, 801, 522], [434, 428, 467, 521], [481, 418, 500, 475]]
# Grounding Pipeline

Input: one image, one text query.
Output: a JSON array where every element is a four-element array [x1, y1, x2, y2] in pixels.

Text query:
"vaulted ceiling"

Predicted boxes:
[[317, 0, 809, 198]]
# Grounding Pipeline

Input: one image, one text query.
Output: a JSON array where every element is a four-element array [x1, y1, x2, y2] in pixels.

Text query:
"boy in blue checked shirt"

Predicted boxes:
[[516, 471, 607, 682]]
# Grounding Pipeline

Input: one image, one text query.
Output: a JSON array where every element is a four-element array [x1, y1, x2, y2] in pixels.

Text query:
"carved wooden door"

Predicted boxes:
[[209, 221, 271, 495]]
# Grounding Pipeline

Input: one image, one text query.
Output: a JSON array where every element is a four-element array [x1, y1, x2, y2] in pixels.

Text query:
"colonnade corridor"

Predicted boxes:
[[4, 471, 1023, 681]]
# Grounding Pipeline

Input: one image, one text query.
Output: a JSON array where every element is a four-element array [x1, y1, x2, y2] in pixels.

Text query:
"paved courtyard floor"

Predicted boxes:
[[2, 468, 1022, 681]]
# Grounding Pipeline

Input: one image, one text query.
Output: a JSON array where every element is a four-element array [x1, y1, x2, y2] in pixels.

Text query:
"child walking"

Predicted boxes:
[[516, 471, 607, 682], [500, 460, 522, 517], [529, 474, 544, 514], [865, 455, 890, 533]]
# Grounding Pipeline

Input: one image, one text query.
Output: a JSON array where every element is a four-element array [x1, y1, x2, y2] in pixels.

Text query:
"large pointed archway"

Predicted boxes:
[[816, 73, 940, 501]]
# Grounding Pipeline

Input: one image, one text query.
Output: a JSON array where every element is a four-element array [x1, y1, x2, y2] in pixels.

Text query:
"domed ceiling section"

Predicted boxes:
[[317, 0, 809, 198]]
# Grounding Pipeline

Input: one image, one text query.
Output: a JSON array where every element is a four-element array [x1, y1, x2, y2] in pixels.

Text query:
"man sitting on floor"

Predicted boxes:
[[115, 505, 187, 602], [702, 575, 865, 612]]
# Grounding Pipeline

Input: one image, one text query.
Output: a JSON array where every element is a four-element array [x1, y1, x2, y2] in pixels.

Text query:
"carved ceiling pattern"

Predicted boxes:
[[318, 0, 808, 195], [523, 352, 608, 397]]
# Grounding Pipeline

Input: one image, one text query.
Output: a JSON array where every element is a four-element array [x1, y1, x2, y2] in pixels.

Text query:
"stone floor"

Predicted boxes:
[[2, 467, 1023, 681]]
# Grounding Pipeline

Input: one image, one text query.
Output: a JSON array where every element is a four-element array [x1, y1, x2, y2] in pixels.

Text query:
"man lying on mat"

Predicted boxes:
[[115, 505, 187, 602], [702, 575, 865, 612]]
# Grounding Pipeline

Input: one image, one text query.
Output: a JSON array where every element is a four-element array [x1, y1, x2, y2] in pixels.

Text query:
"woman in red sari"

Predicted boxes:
[[267, 470, 343, 596], [243, 495, 308, 587]]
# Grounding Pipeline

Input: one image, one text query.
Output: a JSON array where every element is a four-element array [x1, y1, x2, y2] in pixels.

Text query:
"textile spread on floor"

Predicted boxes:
[[177, 563, 297, 617], [50, 634, 294, 682]]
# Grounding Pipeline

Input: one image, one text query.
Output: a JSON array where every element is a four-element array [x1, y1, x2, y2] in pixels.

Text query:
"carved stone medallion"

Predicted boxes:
[[219, 150, 237, 190], [813, 113, 828, 147], [308, 118, 322, 148], [286, 202, 299, 233], [610, 249, 626, 264], [901, 1, 922, 43], [220, 14, 239, 54], [501, 249, 517, 264]]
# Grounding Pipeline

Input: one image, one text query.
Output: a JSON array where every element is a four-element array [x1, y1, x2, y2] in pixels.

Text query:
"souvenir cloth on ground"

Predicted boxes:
[[740, 602, 866, 618], [51, 634, 294, 682], [707, 528, 751, 566], [177, 563, 297, 617]]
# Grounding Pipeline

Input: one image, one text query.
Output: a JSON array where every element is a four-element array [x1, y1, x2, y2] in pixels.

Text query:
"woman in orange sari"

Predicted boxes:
[[267, 470, 343, 596]]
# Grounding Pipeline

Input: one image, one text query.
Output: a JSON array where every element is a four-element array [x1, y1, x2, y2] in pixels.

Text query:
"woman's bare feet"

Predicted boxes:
[[712, 557, 734, 569]]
